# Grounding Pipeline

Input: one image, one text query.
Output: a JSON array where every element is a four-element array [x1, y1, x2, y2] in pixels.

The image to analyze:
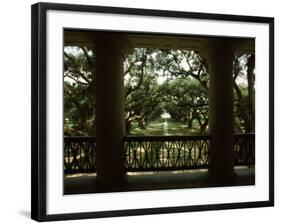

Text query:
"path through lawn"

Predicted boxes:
[[130, 119, 202, 136]]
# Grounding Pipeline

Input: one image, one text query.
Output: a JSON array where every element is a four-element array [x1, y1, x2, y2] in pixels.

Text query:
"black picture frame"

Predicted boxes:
[[31, 2, 274, 222]]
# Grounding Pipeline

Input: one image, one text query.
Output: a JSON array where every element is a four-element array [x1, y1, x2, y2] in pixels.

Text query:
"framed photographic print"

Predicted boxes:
[[31, 2, 274, 222]]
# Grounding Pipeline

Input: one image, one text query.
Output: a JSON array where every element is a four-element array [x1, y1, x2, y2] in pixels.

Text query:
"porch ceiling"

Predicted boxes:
[[64, 30, 255, 54]]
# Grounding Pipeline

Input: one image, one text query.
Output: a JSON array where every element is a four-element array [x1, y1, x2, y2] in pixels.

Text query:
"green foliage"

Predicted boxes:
[[64, 46, 96, 136], [159, 77, 209, 133], [64, 45, 254, 136]]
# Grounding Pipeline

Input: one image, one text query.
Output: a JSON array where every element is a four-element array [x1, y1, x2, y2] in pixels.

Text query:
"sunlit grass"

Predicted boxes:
[[130, 119, 202, 136]]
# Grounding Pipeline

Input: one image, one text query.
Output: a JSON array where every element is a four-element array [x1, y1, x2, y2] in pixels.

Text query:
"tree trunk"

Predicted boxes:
[[200, 119, 208, 133], [125, 120, 131, 135], [187, 119, 193, 129], [138, 119, 146, 129]]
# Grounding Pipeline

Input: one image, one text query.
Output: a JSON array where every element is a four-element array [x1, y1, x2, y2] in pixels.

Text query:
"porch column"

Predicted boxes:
[[207, 39, 235, 182], [247, 54, 255, 132], [95, 32, 127, 187]]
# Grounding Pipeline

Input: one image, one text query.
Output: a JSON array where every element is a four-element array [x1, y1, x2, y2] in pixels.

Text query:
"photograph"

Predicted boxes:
[[63, 30, 255, 194], [1, 0, 280, 224], [31, 2, 273, 221]]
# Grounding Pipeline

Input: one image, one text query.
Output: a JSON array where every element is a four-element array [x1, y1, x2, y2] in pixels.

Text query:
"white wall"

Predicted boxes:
[[0, 0, 279, 223]]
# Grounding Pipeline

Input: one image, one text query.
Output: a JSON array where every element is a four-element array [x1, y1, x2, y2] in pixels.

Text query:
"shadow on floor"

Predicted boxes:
[[64, 166, 255, 195], [18, 210, 30, 218]]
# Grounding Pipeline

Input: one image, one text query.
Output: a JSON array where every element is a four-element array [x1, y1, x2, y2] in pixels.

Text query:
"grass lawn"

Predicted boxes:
[[130, 119, 202, 136]]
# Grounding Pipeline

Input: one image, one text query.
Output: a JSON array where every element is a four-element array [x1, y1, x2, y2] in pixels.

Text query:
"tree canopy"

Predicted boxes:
[[63, 46, 255, 136]]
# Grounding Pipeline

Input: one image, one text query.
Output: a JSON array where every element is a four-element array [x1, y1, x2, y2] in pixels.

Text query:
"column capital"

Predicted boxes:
[[200, 38, 237, 60], [94, 32, 134, 57], [201, 38, 254, 60]]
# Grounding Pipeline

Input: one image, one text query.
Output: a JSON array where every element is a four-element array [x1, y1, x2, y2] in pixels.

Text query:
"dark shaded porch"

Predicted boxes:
[[64, 166, 254, 194]]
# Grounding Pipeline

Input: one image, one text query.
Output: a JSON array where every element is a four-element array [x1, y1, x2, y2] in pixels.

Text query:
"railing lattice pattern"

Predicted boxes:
[[64, 134, 254, 174]]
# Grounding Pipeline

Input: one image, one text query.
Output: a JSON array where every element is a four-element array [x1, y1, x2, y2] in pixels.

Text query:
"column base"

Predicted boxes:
[[207, 169, 237, 187], [96, 174, 128, 192]]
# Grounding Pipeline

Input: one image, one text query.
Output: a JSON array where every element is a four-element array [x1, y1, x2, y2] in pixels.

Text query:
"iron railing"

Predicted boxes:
[[64, 136, 96, 174], [234, 133, 255, 166], [64, 134, 254, 174], [124, 135, 210, 171]]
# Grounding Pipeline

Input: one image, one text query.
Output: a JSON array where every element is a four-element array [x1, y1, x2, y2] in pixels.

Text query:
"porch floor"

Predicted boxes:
[[64, 166, 255, 195]]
